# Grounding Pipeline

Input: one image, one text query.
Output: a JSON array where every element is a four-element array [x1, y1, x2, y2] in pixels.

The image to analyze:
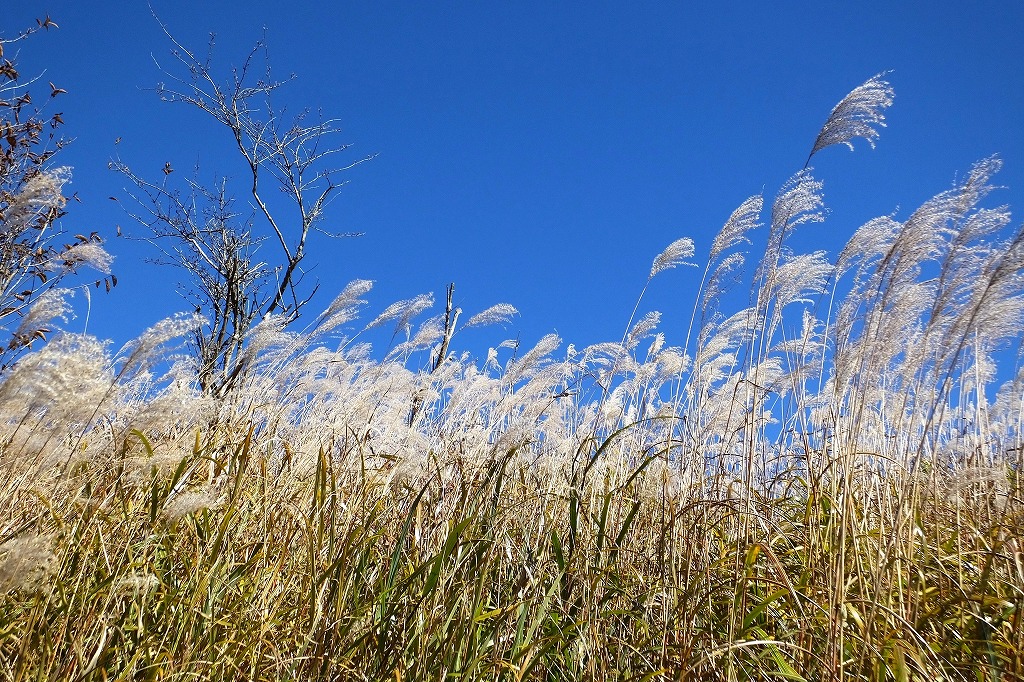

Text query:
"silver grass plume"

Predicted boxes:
[[772, 308, 823, 359], [234, 314, 291, 372], [649, 237, 696, 279], [318, 279, 374, 330], [61, 242, 114, 275], [465, 303, 519, 328], [681, 196, 761, 362], [655, 346, 689, 379], [366, 293, 434, 336], [625, 311, 661, 351], [807, 72, 894, 166], [646, 332, 665, 359], [505, 333, 560, 385], [964, 226, 1024, 343], [710, 195, 762, 262], [583, 341, 630, 370], [0, 333, 113, 420], [115, 313, 205, 380], [389, 316, 445, 358], [836, 215, 901, 277], [767, 250, 833, 311], [764, 170, 825, 271], [692, 308, 750, 379], [702, 252, 745, 314], [3, 167, 71, 228], [14, 288, 72, 339]]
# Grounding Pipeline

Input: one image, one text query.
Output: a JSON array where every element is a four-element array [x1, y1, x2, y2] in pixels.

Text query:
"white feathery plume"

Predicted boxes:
[[396, 294, 435, 334], [319, 279, 373, 328], [646, 332, 665, 359], [582, 341, 629, 370], [485, 347, 501, 372], [702, 252, 746, 314], [61, 242, 114, 274], [0, 332, 107, 408], [3, 167, 70, 229], [654, 346, 689, 379], [710, 195, 763, 262], [409, 316, 445, 349], [465, 303, 519, 328], [115, 313, 205, 378], [956, 206, 1012, 251], [649, 237, 696, 279], [764, 170, 825, 270], [693, 308, 751, 370], [387, 316, 444, 359], [162, 488, 222, 521], [505, 333, 561, 385], [243, 313, 291, 357], [837, 215, 901, 276], [680, 197, 761, 359], [625, 311, 661, 351], [14, 288, 72, 339], [967, 238, 1024, 342], [366, 293, 434, 335], [772, 308, 823, 358], [769, 250, 833, 310], [954, 156, 1003, 216], [807, 72, 894, 165]]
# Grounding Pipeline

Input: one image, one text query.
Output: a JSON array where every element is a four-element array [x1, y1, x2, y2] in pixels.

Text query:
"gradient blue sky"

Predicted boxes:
[[5, 2, 1023, 357]]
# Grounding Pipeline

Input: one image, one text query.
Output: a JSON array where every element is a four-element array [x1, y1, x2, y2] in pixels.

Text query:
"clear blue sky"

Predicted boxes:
[[5, 2, 1023, 356]]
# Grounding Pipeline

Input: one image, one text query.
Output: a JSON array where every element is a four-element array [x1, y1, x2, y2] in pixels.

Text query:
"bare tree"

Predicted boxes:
[[1, 18, 114, 373], [113, 20, 373, 396]]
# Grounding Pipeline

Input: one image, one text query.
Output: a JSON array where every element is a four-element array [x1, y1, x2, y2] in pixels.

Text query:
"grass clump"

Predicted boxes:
[[2, 74, 1024, 681], [3, 427, 1022, 680]]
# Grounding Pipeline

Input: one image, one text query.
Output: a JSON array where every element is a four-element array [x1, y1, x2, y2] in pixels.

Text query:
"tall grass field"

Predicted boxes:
[[2, 63, 1023, 681]]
